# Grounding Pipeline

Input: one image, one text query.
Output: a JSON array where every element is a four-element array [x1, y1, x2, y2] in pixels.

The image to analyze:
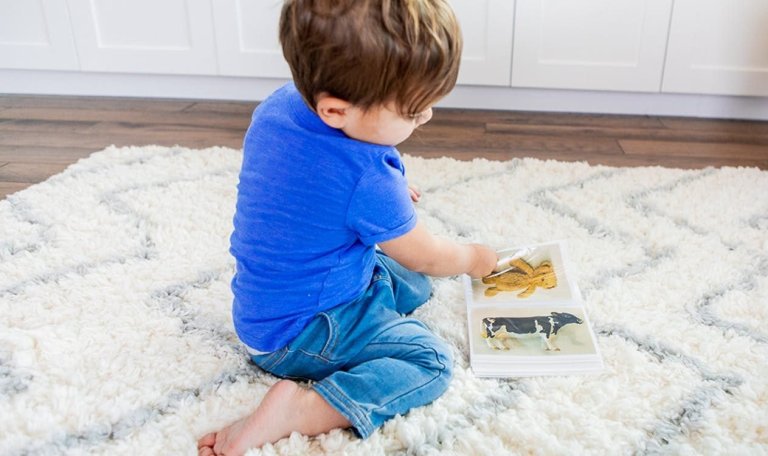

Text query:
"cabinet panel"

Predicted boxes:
[[213, 0, 514, 85], [65, 0, 217, 75], [212, 0, 290, 78], [0, 0, 78, 70], [451, 0, 515, 86], [663, 0, 768, 96], [512, 0, 672, 92]]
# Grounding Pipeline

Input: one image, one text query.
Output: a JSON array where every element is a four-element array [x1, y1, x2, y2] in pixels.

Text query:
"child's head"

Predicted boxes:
[[279, 0, 462, 145]]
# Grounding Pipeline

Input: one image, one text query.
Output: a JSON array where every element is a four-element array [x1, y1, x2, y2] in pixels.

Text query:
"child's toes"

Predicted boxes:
[[198, 432, 216, 449]]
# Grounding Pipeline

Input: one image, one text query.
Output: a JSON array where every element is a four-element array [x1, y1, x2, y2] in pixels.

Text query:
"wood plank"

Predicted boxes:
[[0, 122, 245, 149], [0, 146, 98, 164], [619, 140, 768, 160], [413, 123, 486, 137], [419, 117, 488, 130], [0, 119, 99, 133], [434, 109, 665, 128], [0, 162, 70, 184], [0, 132, 244, 149], [0, 94, 195, 112], [0, 107, 252, 130], [659, 117, 768, 135], [1, 182, 30, 199], [485, 123, 768, 144], [403, 132, 624, 155], [0, 116, 248, 137], [182, 101, 255, 115]]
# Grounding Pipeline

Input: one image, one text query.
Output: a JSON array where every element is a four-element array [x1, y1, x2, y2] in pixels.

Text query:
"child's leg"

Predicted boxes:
[[199, 315, 451, 454], [313, 316, 453, 438], [199, 258, 447, 453], [252, 258, 451, 438]]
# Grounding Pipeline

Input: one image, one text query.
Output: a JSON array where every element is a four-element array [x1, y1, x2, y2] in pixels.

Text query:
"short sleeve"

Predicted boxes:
[[346, 151, 417, 246]]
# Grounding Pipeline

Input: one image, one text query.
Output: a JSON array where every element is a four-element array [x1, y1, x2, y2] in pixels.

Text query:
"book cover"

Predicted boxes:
[[464, 241, 603, 377]]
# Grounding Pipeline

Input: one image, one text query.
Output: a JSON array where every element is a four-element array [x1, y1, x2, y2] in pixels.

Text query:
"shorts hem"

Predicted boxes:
[[312, 380, 375, 438]]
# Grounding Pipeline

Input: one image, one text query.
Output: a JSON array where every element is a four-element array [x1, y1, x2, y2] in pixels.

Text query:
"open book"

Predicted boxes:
[[464, 241, 603, 377]]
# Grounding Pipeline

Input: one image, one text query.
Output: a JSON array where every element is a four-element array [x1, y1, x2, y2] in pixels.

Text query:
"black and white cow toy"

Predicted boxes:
[[481, 312, 583, 351]]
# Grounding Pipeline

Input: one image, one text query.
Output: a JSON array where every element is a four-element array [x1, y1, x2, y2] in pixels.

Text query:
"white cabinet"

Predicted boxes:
[[212, 0, 290, 78], [65, 0, 217, 75], [1, 0, 767, 106], [511, 0, 673, 92], [0, 0, 78, 70], [451, 0, 515, 86], [662, 0, 768, 97], [209, 0, 515, 86]]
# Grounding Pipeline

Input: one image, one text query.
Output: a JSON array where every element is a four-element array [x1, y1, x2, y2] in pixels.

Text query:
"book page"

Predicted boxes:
[[464, 241, 603, 373], [469, 305, 598, 357], [472, 241, 580, 307]]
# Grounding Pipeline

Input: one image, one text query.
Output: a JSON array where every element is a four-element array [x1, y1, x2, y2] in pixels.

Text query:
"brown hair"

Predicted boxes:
[[279, 0, 462, 116]]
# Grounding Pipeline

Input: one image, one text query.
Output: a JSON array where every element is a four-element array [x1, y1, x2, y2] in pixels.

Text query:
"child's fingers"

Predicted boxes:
[[408, 186, 421, 202]]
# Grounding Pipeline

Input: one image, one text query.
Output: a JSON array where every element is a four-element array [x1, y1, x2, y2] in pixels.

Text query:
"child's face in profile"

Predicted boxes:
[[341, 103, 433, 146]]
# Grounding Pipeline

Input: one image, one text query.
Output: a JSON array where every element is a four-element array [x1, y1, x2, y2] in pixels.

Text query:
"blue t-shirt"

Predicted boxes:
[[230, 83, 417, 352]]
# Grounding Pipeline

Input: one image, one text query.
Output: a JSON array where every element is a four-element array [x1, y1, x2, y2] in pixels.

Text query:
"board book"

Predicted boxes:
[[464, 241, 603, 377]]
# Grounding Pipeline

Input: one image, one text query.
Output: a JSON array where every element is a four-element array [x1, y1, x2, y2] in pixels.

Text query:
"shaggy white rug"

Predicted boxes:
[[1, 145, 767, 455]]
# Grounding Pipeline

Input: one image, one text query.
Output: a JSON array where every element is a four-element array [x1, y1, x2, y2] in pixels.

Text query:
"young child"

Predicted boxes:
[[198, 0, 497, 454]]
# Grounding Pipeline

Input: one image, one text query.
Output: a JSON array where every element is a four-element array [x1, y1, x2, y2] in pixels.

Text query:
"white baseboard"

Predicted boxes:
[[445, 85, 768, 121], [2, 69, 767, 120]]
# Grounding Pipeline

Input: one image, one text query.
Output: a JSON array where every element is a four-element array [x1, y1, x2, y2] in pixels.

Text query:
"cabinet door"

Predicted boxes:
[[65, 0, 217, 75], [212, 0, 514, 84], [663, 0, 768, 97], [0, 0, 78, 70], [511, 0, 672, 92], [451, 0, 515, 86], [212, 0, 290, 78]]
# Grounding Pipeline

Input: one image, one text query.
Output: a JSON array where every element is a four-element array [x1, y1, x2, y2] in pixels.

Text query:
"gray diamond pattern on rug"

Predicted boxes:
[[1, 146, 766, 455]]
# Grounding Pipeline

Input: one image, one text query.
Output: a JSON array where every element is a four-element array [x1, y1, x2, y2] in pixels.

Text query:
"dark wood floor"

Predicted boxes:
[[1, 95, 767, 199]]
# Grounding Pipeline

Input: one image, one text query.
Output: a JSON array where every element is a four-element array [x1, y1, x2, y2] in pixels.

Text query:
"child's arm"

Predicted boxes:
[[378, 220, 497, 278]]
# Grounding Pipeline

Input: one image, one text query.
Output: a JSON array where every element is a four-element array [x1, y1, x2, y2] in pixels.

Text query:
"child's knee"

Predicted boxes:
[[422, 337, 454, 402], [434, 338, 453, 381], [416, 335, 453, 387]]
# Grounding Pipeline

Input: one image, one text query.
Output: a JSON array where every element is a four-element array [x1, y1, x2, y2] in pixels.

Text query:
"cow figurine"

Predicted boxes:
[[481, 312, 583, 351]]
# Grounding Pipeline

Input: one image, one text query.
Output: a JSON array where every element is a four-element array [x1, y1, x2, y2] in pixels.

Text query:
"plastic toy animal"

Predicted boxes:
[[481, 258, 557, 298]]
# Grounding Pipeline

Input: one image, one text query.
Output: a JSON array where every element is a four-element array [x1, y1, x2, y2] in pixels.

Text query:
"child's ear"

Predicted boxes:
[[315, 93, 351, 129]]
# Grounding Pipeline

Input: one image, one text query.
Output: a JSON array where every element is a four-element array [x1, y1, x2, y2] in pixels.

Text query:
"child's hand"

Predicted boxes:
[[408, 184, 421, 203], [467, 244, 498, 279]]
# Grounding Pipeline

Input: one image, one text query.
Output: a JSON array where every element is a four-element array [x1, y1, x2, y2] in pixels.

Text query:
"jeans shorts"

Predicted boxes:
[[251, 253, 454, 438]]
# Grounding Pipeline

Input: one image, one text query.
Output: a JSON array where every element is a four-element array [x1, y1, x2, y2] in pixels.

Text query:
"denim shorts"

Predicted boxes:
[[251, 253, 454, 438]]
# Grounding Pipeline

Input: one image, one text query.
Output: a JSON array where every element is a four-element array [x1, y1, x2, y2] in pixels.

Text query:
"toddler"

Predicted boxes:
[[198, 1, 497, 454]]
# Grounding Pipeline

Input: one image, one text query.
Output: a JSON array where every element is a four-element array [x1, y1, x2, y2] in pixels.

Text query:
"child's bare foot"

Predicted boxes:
[[197, 379, 351, 456]]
